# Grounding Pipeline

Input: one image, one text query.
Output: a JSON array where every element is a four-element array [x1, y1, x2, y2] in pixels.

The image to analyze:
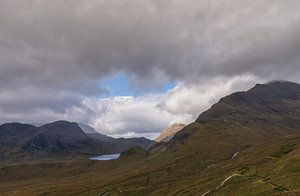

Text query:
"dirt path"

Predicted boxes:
[[201, 173, 241, 196], [201, 190, 211, 196], [217, 174, 241, 189]]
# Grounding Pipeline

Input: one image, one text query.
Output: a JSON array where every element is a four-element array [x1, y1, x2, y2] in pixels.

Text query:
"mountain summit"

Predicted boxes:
[[163, 81, 300, 148], [196, 81, 300, 131], [25, 121, 93, 153]]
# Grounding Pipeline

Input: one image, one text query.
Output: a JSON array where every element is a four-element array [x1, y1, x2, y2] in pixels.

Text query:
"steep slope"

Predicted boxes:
[[155, 123, 186, 142], [197, 81, 300, 131], [162, 81, 300, 165]]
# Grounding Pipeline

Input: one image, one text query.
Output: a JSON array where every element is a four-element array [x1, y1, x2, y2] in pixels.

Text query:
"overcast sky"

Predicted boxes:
[[0, 0, 299, 139]]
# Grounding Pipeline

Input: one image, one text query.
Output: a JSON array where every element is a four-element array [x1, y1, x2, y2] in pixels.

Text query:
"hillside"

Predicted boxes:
[[99, 81, 300, 195], [0, 81, 299, 195], [197, 81, 300, 129]]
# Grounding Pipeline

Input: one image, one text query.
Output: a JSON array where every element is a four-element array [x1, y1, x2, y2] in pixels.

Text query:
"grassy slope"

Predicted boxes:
[[0, 123, 299, 196]]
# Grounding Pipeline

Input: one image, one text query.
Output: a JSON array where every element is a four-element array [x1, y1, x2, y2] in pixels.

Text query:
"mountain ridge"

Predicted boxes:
[[0, 120, 155, 162]]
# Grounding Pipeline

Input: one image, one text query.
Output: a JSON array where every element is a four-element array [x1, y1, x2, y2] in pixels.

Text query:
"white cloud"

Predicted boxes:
[[108, 132, 160, 140], [84, 95, 193, 137], [77, 74, 260, 138], [161, 75, 261, 116]]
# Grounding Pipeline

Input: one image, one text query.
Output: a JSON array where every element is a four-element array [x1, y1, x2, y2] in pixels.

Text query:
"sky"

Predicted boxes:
[[0, 0, 300, 139]]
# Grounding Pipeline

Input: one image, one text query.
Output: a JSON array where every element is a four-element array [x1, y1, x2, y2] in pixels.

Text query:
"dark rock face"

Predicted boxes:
[[196, 81, 300, 128], [26, 121, 91, 152], [0, 123, 37, 161], [0, 123, 36, 145]]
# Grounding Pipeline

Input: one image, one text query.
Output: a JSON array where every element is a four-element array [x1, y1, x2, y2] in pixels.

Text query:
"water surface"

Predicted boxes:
[[90, 153, 121, 161]]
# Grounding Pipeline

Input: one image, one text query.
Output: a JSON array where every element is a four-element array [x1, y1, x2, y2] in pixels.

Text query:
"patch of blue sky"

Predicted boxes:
[[98, 73, 176, 98]]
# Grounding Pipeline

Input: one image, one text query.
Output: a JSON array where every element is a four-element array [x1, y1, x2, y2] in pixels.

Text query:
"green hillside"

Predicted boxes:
[[0, 81, 299, 195]]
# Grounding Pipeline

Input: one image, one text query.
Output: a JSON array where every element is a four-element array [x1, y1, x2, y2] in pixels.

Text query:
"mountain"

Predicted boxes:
[[125, 137, 156, 149], [0, 121, 155, 162], [1, 81, 299, 195], [155, 123, 186, 142], [165, 81, 300, 157], [24, 121, 103, 154], [0, 123, 36, 144], [197, 81, 300, 128], [87, 133, 155, 151], [0, 123, 37, 161], [75, 123, 155, 150], [78, 123, 155, 150], [92, 81, 300, 195]]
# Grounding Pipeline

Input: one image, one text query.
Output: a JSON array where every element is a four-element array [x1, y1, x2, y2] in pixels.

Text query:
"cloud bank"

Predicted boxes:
[[0, 0, 299, 138]]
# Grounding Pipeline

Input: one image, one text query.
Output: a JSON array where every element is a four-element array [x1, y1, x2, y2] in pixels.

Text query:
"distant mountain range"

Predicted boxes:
[[0, 121, 155, 162]]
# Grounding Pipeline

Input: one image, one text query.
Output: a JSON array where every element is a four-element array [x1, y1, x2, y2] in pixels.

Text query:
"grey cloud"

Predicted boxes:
[[1, 0, 300, 85], [0, 88, 82, 113], [0, 0, 299, 130]]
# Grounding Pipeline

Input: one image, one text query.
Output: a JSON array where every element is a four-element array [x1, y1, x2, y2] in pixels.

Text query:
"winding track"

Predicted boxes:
[[201, 173, 242, 196]]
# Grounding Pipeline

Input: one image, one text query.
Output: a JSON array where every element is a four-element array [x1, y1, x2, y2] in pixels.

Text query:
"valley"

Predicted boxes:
[[0, 81, 300, 195]]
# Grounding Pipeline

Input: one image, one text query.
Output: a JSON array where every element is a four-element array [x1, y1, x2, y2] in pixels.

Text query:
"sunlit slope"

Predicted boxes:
[[155, 123, 186, 142]]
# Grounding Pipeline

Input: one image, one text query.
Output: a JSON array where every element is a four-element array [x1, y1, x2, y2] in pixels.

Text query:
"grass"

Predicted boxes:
[[0, 122, 299, 196]]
